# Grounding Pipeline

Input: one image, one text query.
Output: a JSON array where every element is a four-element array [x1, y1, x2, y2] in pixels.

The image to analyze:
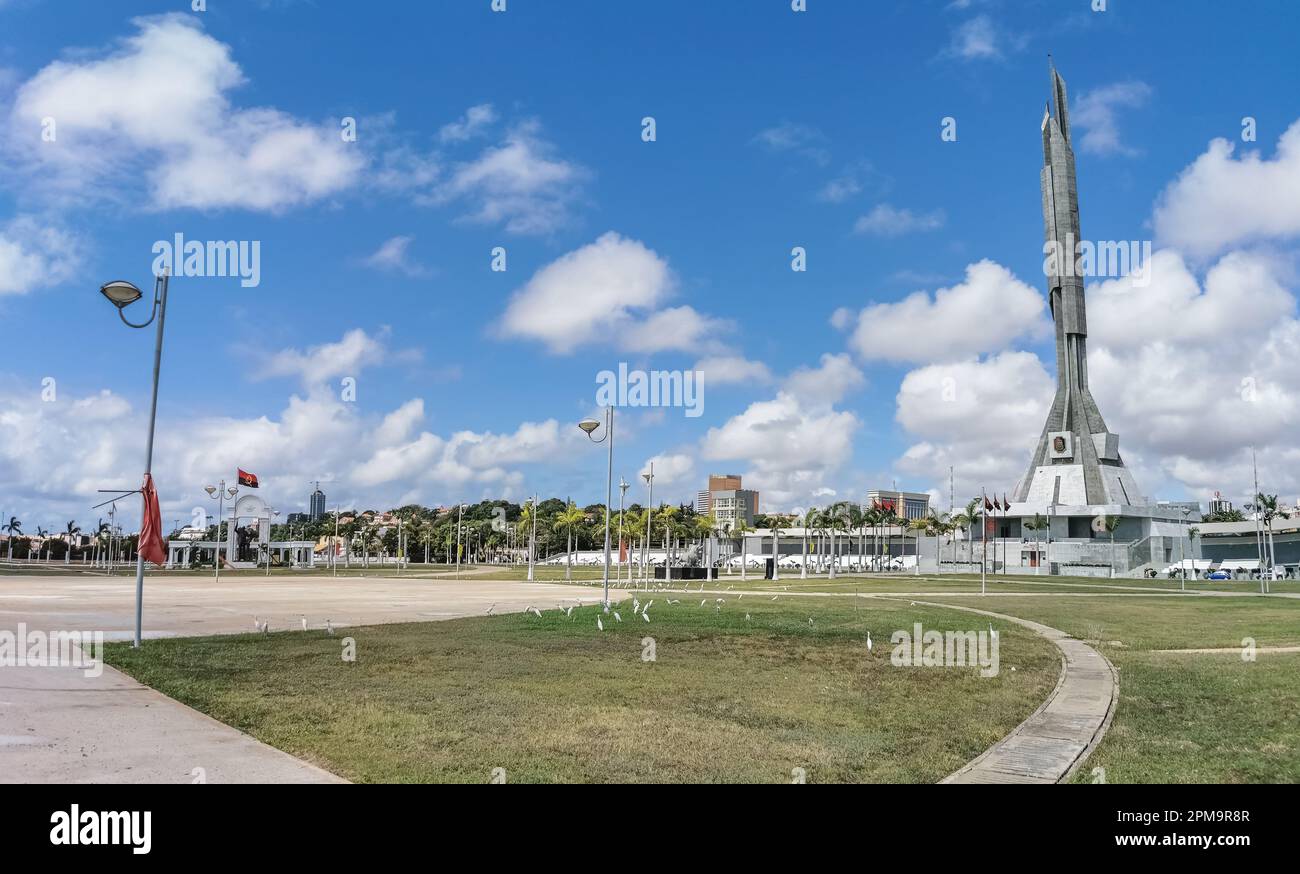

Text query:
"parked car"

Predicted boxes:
[[1207, 570, 1232, 581]]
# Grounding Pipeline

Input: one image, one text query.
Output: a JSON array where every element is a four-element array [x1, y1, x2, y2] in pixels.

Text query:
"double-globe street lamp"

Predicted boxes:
[[578, 407, 614, 611], [204, 480, 239, 582], [99, 272, 170, 649]]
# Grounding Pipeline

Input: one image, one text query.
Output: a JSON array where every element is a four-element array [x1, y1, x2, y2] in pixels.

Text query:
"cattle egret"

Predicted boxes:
[[642, 612, 650, 622], [808, 618, 814, 626], [566, 606, 574, 617], [715, 598, 724, 603], [486, 604, 496, 616], [745, 613, 751, 622], [597, 617, 604, 631], [989, 623, 998, 641], [252, 617, 261, 632], [646, 600, 654, 610], [700, 599, 707, 607], [614, 612, 622, 622], [530, 607, 543, 618], [325, 619, 334, 636], [300, 615, 308, 631], [667, 599, 679, 605], [866, 631, 873, 652], [771, 596, 778, 601]]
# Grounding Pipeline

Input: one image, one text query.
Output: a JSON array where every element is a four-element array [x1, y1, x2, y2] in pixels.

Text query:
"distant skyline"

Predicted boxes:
[[3, 1, 1300, 530]]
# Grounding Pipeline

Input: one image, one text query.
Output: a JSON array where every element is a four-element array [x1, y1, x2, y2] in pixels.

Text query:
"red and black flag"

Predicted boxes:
[[237, 468, 259, 488], [984, 495, 994, 512]]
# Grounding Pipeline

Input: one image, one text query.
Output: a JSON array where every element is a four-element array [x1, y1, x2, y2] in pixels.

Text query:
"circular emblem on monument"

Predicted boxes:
[[1053, 436, 1066, 453]]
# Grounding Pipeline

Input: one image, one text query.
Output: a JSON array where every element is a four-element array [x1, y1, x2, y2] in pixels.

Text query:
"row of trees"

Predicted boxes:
[[2, 515, 125, 564]]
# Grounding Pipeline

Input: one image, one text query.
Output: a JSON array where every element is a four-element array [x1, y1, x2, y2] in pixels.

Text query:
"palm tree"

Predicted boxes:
[[695, 513, 717, 580], [841, 503, 865, 571], [4, 516, 21, 560], [1101, 515, 1122, 578], [769, 513, 789, 580], [34, 526, 49, 562], [1256, 493, 1289, 578], [555, 501, 585, 581], [731, 518, 752, 581], [799, 507, 816, 577], [64, 520, 81, 564], [1023, 513, 1048, 574]]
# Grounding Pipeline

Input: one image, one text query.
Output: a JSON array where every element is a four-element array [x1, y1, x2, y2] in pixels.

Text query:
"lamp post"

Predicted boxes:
[[100, 273, 169, 648], [527, 494, 537, 582], [455, 503, 467, 579], [579, 407, 614, 611], [204, 480, 239, 583], [617, 477, 629, 587], [641, 463, 654, 590]]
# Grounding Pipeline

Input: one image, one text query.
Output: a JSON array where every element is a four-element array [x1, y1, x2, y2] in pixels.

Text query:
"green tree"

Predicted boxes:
[[554, 501, 586, 581]]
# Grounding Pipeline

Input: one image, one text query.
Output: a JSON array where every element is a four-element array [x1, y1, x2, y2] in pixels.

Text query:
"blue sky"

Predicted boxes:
[[3, 0, 1300, 529]]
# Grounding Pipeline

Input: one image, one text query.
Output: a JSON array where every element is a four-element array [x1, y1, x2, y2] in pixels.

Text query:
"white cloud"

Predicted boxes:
[[947, 16, 1001, 60], [782, 353, 864, 407], [435, 120, 586, 234], [363, 236, 430, 277], [499, 232, 726, 355], [701, 392, 860, 510], [751, 122, 829, 164], [694, 355, 772, 386], [1153, 119, 1300, 258], [853, 203, 946, 236], [640, 452, 696, 487], [0, 217, 79, 296], [1072, 81, 1151, 157], [893, 351, 1054, 498], [8, 14, 363, 211], [259, 327, 393, 388], [847, 260, 1047, 363], [438, 103, 497, 142]]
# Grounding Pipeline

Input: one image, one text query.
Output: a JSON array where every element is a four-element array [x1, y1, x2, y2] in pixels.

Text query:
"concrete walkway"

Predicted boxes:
[[901, 599, 1119, 785], [0, 574, 625, 783]]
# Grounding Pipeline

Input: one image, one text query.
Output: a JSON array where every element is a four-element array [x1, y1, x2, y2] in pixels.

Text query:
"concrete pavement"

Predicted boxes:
[[0, 573, 625, 783]]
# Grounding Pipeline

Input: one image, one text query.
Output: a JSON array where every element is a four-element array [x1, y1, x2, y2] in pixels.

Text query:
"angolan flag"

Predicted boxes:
[[238, 468, 259, 488]]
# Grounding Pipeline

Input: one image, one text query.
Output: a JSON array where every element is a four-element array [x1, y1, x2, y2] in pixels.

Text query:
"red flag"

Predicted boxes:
[[984, 495, 993, 511], [139, 473, 166, 566], [994, 495, 1003, 511], [237, 468, 259, 488], [1003, 493, 1010, 510]]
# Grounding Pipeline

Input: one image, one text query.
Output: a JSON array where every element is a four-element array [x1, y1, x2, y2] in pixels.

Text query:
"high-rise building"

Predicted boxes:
[[310, 488, 326, 521], [695, 490, 711, 513]]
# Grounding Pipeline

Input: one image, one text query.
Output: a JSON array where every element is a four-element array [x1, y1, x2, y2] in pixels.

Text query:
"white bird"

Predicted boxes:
[[989, 623, 998, 641], [300, 615, 308, 631], [597, 617, 604, 631], [260, 621, 270, 634], [566, 606, 574, 617], [646, 600, 654, 610], [808, 618, 814, 626], [252, 617, 261, 632], [771, 596, 778, 601], [745, 613, 751, 622], [667, 599, 679, 605], [866, 631, 873, 652], [700, 599, 707, 607], [715, 598, 724, 604], [325, 619, 334, 636], [738, 593, 744, 600], [530, 607, 543, 618], [641, 611, 650, 622], [632, 598, 640, 614], [486, 603, 496, 616], [613, 612, 622, 622]]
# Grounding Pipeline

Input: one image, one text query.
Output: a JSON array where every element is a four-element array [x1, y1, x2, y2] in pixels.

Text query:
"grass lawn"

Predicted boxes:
[[105, 596, 1058, 783], [919, 594, 1300, 783]]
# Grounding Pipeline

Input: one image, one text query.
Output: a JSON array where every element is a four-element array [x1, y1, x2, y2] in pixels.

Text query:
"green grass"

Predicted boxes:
[[917, 594, 1300, 783], [105, 596, 1058, 783]]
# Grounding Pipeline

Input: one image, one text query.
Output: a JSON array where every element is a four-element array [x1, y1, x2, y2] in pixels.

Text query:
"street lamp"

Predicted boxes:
[[526, 495, 538, 582], [455, 503, 467, 579], [579, 408, 614, 610], [205, 481, 239, 583], [617, 477, 629, 587], [100, 271, 170, 648], [641, 463, 654, 590]]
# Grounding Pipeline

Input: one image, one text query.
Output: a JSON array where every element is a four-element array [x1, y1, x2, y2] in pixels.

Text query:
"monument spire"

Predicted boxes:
[[1012, 62, 1143, 508]]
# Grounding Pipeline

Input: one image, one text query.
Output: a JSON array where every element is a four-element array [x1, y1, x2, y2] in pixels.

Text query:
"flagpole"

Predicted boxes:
[[981, 488, 987, 595]]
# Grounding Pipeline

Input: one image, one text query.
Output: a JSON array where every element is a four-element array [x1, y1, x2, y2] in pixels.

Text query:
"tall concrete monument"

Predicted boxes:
[[1012, 63, 1144, 508]]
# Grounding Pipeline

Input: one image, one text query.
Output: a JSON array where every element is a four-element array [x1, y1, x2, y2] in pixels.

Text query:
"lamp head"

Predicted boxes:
[[99, 280, 143, 309], [578, 417, 601, 436], [204, 486, 217, 497]]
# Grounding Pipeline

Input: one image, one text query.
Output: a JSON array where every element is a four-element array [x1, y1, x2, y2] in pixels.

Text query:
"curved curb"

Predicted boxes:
[[889, 599, 1118, 785]]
